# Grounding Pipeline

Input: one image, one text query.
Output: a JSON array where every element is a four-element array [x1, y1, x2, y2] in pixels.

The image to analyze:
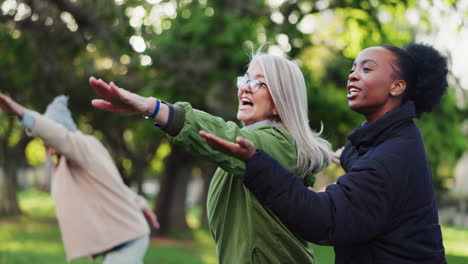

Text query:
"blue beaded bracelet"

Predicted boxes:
[[144, 99, 160, 120]]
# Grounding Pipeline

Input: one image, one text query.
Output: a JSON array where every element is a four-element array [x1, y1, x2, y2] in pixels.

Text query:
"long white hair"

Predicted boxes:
[[250, 52, 332, 177]]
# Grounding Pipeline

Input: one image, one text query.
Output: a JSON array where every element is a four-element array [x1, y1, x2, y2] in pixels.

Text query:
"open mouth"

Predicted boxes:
[[241, 98, 253, 106], [347, 87, 361, 99], [349, 88, 360, 95]]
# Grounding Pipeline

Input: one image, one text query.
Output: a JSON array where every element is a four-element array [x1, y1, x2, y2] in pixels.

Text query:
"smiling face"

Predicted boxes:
[[236, 62, 277, 126], [347, 46, 403, 122]]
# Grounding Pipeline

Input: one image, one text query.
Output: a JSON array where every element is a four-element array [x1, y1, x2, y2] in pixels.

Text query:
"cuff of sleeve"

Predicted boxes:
[[18, 109, 36, 131], [159, 103, 185, 136], [243, 149, 268, 186]]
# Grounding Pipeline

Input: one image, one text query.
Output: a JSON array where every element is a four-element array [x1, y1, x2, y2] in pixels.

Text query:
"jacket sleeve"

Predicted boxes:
[[26, 111, 92, 167], [168, 102, 297, 176], [243, 149, 392, 245]]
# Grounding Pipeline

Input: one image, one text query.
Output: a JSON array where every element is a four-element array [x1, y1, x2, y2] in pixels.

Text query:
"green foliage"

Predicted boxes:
[[25, 138, 46, 167], [416, 91, 467, 192], [149, 139, 172, 173], [0, 0, 466, 207]]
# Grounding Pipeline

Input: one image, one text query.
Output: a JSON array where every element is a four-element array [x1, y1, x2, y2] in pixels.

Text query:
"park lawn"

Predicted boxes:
[[1, 190, 467, 264], [0, 190, 212, 264]]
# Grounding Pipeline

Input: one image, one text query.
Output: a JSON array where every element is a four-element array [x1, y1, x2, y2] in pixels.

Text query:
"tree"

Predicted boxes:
[[1, 0, 465, 231]]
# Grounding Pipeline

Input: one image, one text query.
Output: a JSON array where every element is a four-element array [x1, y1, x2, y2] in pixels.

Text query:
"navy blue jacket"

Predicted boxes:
[[243, 102, 446, 263]]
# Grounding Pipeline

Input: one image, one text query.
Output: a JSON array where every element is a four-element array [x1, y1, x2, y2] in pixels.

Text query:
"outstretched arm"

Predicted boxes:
[[0, 93, 25, 119], [199, 131, 331, 241], [199, 131, 391, 245], [199, 130, 256, 161], [89, 77, 169, 126]]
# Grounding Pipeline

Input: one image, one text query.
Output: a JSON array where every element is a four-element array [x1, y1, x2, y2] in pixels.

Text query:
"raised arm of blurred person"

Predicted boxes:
[[0, 92, 151, 263]]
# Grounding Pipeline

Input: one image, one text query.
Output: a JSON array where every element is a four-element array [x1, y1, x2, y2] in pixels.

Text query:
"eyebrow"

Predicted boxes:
[[246, 72, 265, 79], [353, 59, 378, 66]]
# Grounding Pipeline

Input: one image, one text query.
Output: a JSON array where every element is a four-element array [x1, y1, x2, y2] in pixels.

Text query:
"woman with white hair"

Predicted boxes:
[[89, 52, 332, 263]]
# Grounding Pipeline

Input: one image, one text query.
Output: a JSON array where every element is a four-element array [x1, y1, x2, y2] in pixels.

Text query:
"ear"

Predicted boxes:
[[390, 80, 406, 97], [272, 106, 279, 116]]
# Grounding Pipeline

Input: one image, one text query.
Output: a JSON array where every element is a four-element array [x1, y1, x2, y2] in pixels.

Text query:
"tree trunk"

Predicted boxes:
[[0, 157, 21, 216], [132, 156, 146, 195], [154, 144, 193, 236], [0, 118, 23, 216]]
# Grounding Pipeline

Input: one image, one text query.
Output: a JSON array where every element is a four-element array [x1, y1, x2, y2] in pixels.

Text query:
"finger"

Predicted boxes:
[[109, 81, 121, 95], [0, 93, 8, 103], [205, 133, 238, 149], [205, 138, 230, 153], [108, 82, 128, 103], [109, 83, 142, 108], [90, 77, 113, 100], [89, 76, 98, 86], [337, 146, 344, 154], [91, 99, 134, 113], [236, 137, 255, 151], [199, 130, 208, 137], [201, 134, 234, 153], [96, 79, 120, 103], [0, 95, 12, 112]]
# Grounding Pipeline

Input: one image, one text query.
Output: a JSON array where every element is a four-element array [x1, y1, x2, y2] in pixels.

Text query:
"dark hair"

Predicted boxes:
[[380, 43, 448, 117]]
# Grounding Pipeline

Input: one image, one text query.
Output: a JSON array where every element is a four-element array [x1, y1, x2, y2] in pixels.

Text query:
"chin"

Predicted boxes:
[[348, 99, 364, 110], [348, 101, 358, 110]]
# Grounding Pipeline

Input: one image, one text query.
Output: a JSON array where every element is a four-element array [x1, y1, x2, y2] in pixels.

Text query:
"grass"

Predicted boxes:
[[1, 189, 468, 264], [0, 190, 211, 264]]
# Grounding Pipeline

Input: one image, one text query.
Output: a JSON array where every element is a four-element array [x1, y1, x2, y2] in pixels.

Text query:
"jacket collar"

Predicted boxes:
[[347, 101, 417, 155], [243, 119, 283, 130]]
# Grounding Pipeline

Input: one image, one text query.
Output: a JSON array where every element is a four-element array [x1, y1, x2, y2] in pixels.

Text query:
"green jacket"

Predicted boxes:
[[169, 102, 316, 264]]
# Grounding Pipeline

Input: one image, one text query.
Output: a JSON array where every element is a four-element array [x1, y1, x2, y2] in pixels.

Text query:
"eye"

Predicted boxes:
[[363, 67, 372, 72], [349, 69, 355, 73], [250, 80, 262, 91]]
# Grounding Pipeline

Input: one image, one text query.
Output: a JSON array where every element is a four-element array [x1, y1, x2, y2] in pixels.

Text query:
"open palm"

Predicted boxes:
[[199, 131, 256, 161], [89, 77, 149, 114]]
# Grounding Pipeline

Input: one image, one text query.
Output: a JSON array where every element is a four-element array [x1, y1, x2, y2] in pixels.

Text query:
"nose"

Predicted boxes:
[[348, 70, 359, 82], [239, 82, 251, 93]]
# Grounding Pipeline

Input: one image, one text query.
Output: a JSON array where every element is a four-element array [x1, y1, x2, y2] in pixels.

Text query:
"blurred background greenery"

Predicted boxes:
[[0, 0, 467, 263]]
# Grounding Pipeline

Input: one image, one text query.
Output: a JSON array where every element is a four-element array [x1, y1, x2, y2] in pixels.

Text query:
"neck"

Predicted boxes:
[[365, 100, 401, 122]]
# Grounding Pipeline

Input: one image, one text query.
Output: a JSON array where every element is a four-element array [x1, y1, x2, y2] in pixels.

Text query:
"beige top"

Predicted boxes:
[[29, 112, 150, 261]]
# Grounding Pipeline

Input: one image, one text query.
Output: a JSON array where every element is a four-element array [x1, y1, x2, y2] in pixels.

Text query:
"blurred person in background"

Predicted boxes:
[[0, 93, 159, 264]]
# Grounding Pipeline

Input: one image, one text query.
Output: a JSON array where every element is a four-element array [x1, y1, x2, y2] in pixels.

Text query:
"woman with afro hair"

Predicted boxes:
[[200, 43, 448, 263]]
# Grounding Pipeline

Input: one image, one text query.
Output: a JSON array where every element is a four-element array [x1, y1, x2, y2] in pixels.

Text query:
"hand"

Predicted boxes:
[[332, 147, 344, 165], [0, 92, 25, 118], [89, 76, 154, 115], [199, 131, 256, 161], [143, 208, 160, 230]]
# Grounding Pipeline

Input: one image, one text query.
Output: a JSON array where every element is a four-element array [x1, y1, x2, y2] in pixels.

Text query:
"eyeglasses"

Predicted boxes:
[[236, 76, 267, 93]]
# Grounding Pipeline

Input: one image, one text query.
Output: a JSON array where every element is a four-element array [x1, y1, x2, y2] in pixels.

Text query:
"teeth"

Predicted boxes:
[[349, 88, 360, 95], [242, 98, 252, 104]]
